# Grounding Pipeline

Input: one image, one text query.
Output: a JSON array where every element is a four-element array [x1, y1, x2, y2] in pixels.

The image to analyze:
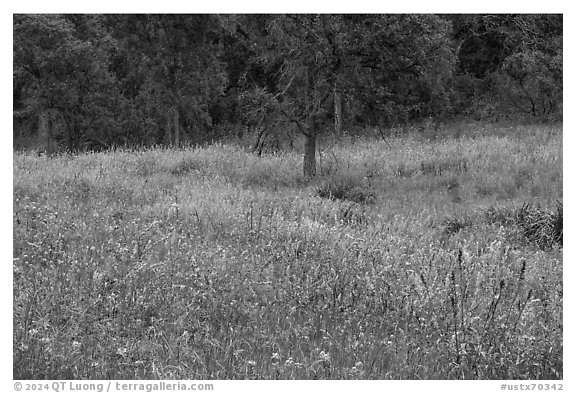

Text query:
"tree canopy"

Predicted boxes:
[[13, 14, 562, 174]]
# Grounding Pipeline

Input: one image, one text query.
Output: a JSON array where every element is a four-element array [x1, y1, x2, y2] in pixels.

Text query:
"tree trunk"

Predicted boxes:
[[303, 117, 318, 179], [334, 84, 342, 137], [38, 109, 55, 155], [303, 65, 319, 179], [165, 106, 180, 147], [173, 107, 180, 148], [72, 120, 81, 152], [64, 112, 74, 152], [165, 109, 173, 146], [66, 124, 73, 152]]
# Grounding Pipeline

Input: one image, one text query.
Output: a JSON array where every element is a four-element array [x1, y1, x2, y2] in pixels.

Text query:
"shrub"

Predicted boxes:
[[484, 201, 563, 250], [442, 214, 473, 236], [316, 174, 376, 205], [484, 204, 517, 226], [516, 201, 563, 250]]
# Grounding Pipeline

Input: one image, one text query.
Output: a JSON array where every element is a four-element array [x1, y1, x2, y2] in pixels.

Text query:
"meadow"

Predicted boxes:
[[13, 122, 562, 379]]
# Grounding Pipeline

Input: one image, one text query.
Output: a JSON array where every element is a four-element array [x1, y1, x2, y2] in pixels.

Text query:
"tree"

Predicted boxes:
[[14, 14, 118, 152], [13, 14, 561, 153], [493, 15, 562, 118], [257, 15, 336, 178], [496, 49, 562, 118], [444, 14, 562, 119], [239, 14, 455, 178], [107, 15, 227, 147]]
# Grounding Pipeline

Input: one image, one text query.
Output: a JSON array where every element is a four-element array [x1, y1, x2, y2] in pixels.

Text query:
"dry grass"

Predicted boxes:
[[13, 123, 562, 379]]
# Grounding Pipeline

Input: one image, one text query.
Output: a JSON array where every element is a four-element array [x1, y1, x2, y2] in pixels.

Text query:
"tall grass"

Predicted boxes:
[[13, 123, 562, 379]]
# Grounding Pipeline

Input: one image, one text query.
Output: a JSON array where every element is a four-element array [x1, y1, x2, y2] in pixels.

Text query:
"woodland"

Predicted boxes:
[[13, 14, 562, 177]]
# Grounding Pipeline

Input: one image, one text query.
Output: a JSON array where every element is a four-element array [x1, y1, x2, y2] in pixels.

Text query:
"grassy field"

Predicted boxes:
[[13, 122, 562, 379]]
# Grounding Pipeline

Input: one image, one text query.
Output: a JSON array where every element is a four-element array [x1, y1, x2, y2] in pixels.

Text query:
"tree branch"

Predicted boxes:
[[273, 72, 298, 99], [278, 105, 309, 136]]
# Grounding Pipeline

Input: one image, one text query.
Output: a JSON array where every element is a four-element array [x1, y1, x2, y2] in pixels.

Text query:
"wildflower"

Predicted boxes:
[[350, 361, 365, 377], [271, 352, 281, 365], [246, 360, 257, 375], [72, 341, 81, 350], [116, 347, 128, 357], [319, 351, 331, 367], [285, 357, 294, 366]]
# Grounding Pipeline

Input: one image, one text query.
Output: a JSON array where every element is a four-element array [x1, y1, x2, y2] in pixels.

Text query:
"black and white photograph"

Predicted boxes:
[[13, 12, 563, 384]]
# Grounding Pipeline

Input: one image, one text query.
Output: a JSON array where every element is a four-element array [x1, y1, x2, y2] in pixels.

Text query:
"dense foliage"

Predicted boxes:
[[14, 15, 562, 164]]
